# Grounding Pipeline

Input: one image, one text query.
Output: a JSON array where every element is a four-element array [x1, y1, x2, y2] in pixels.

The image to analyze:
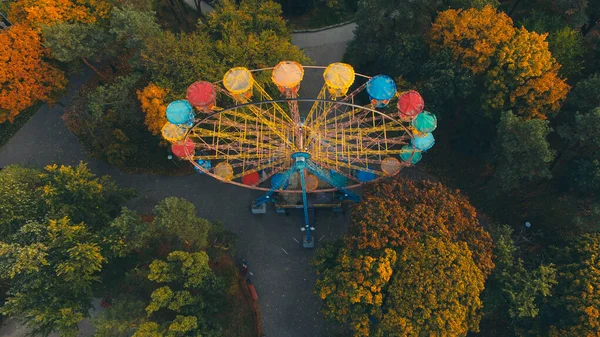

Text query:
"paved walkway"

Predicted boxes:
[[0, 23, 357, 337]]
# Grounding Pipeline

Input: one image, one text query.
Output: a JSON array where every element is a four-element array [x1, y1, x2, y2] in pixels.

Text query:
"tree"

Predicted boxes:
[[69, 73, 151, 167], [480, 224, 556, 335], [519, 12, 586, 78], [108, 6, 161, 66], [40, 162, 134, 228], [42, 22, 111, 78], [313, 247, 397, 336], [346, 0, 498, 77], [0, 166, 43, 237], [153, 197, 211, 250], [313, 177, 494, 336], [484, 27, 569, 119], [428, 5, 515, 75], [8, 0, 112, 28], [493, 111, 554, 191], [347, 177, 494, 276], [141, 30, 223, 96], [0, 218, 104, 337], [378, 236, 486, 337], [544, 234, 600, 336], [0, 23, 66, 123], [203, 0, 309, 84], [95, 251, 227, 337], [429, 6, 570, 119], [0, 163, 133, 236], [563, 74, 600, 114], [137, 83, 169, 136]]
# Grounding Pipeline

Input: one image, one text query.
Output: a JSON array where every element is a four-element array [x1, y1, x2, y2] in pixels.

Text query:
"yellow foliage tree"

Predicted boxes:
[[378, 236, 486, 337], [8, 0, 112, 28], [314, 248, 397, 337], [428, 5, 570, 119], [428, 5, 515, 74], [485, 28, 570, 119], [0, 24, 66, 123], [137, 83, 169, 136]]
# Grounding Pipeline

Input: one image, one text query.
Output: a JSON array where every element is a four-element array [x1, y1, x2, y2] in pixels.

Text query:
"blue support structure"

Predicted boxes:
[[252, 152, 360, 248]]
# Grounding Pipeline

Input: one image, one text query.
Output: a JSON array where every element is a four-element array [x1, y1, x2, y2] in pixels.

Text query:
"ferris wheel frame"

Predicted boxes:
[[183, 97, 417, 193]]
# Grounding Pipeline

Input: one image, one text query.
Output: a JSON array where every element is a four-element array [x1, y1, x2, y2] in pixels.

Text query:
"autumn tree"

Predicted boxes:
[[313, 177, 494, 336], [484, 27, 569, 119], [347, 177, 494, 276], [428, 6, 570, 120], [0, 23, 66, 123], [543, 234, 600, 336], [137, 83, 169, 135], [0, 217, 104, 337], [378, 236, 486, 337], [346, 0, 498, 78], [313, 247, 397, 336], [428, 5, 515, 75], [8, 0, 112, 28]]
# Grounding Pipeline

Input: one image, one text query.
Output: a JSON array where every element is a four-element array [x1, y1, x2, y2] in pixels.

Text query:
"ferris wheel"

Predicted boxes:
[[161, 62, 437, 247]]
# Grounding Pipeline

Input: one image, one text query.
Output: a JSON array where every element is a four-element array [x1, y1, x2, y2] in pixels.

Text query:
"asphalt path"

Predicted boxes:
[[0, 24, 357, 337]]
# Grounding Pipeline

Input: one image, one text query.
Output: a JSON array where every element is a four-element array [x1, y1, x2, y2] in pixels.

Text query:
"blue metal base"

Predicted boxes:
[[252, 152, 361, 248]]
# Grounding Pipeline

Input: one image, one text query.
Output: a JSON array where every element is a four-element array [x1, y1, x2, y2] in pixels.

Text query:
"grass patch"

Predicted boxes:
[[287, 5, 355, 30], [0, 104, 41, 150]]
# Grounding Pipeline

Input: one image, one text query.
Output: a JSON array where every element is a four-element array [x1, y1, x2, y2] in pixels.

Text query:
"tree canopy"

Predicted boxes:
[[0, 23, 66, 123], [313, 177, 493, 336]]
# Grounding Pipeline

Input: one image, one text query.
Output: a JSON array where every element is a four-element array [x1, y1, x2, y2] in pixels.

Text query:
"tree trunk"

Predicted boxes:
[[81, 57, 108, 80]]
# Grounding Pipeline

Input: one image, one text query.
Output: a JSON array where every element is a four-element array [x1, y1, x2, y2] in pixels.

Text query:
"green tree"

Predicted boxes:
[[563, 74, 600, 114], [153, 197, 211, 250], [0, 163, 132, 236], [40, 162, 134, 228], [42, 22, 111, 77], [140, 29, 222, 95], [203, 0, 309, 82], [379, 236, 485, 337], [95, 251, 226, 337], [493, 111, 554, 191], [0, 166, 43, 237], [481, 224, 557, 335], [543, 234, 600, 336], [0, 218, 104, 337], [346, 0, 498, 77], [559, 108, 600, 195]]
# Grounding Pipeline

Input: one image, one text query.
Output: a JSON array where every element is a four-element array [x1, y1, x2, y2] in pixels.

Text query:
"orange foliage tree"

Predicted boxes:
[[428, 5, 569, 119], [8, 0, 112, 28], [137, 83, 169, 136], [313, 177, 494, 336], [347, 177, 494, 277], [428, 5, 515, 75], [485, 28, 570, 119], [0, 24, 66, 123]]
